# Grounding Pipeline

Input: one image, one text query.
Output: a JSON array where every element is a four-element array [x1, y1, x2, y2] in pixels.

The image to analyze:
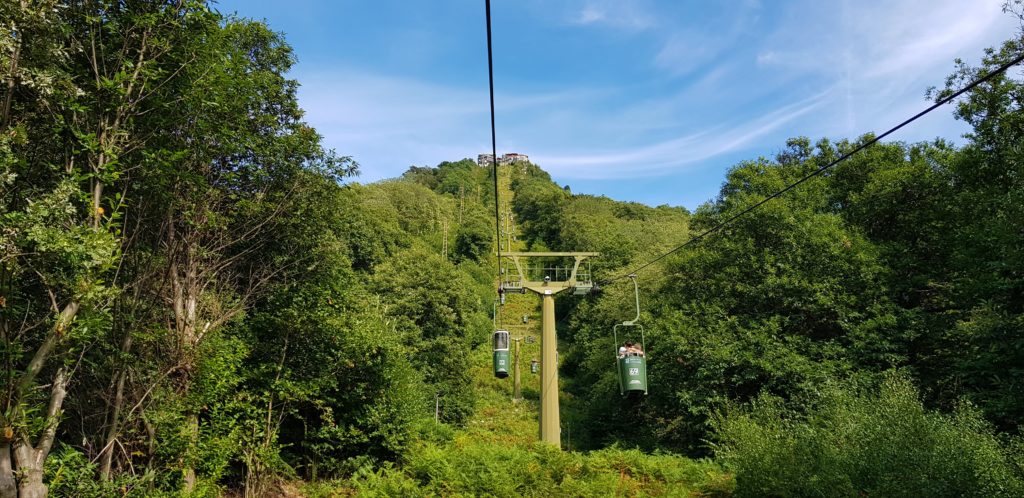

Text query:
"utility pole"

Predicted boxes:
[[498, 210, 505, 252], [503, 207, 509, 250], [441, 219, 449, 259], [505, 207, 513, 250], [513, 337, 522, 402], [459, 185, 465, 224], [500, 252, 598, 448]]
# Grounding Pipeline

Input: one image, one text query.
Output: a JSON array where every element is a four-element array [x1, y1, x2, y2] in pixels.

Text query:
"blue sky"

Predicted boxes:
[[215, 0, 1020, 209]]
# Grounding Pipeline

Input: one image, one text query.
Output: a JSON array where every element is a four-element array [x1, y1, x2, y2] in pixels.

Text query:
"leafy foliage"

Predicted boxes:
[[318, 443, 732, 498], [715, 374, 1024, 497]]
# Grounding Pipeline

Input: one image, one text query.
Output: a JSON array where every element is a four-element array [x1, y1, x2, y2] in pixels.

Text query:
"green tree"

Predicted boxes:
[[454, 211, 493, 262], [1, 2, 214, 495], [372, 245, 491, 425], [925, 36, 1024, 428]]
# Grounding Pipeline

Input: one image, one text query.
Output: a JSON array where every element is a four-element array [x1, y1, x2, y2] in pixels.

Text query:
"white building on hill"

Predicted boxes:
[[478, 152, 530, 166]]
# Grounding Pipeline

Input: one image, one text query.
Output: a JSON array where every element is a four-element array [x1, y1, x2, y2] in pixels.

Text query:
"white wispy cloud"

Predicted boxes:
[[545, 0, 1015, 180], [294, 69, 607, 180], [755, 0, 1006, 78], [652, 2, 762, 75], [654, 30, 723, 75], [569, 0, 655, 30], [835, 0, 1004, 136], [531, 88, 833, 179]]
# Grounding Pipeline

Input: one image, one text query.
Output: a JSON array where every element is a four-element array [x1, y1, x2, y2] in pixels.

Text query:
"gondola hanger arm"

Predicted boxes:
[[622, 274, 640, 326]]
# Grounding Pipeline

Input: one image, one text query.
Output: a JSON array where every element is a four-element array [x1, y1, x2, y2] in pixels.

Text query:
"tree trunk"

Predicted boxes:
[[99, 333, 132, 480], [9, 368, 68, 498], [14, 466, 45, 498], [12, 445, 45, 498], [0, 443, 16, 498], [170, 224, 201, 492], [183, 413, 198, 493]]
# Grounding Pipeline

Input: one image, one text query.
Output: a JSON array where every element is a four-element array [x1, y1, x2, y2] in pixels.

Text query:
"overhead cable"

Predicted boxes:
[[485, 0, 502, 274]]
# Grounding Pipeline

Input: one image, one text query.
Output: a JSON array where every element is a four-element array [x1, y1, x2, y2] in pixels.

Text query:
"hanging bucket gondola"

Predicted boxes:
[[613, 275, 648, 395], [614, 324, 648, 395], [530, 359, 539, 374], [493, 329, 510, 378]]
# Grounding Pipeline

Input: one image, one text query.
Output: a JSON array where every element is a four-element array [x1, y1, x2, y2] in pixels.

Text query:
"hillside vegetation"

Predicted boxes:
[[2, 2, 1024, 497]]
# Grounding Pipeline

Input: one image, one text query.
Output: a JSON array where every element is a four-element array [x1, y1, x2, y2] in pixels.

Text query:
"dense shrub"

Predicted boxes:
[[714, 374, 1024, 497], [338, 442, 733, 497]]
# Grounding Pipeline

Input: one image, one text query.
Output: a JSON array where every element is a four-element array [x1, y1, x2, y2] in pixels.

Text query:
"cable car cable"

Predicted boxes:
[[598, 49, 1024, 286], [485, 0, 503, 277]]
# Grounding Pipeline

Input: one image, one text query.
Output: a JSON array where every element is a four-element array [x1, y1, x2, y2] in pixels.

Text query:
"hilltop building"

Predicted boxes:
[[478, 152, 530, 166], [501, 153, 529, 164]]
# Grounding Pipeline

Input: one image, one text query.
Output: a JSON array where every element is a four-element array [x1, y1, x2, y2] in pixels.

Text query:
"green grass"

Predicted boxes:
[[326, 442, 732, 498]]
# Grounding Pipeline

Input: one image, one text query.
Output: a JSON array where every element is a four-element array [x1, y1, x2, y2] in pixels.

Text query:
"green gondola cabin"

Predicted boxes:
[[493, 329, 510, 378], [617, 347, 647, 395]]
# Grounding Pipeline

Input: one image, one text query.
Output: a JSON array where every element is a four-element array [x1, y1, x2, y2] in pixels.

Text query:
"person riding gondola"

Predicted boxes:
[[620, 341, 644, 357]]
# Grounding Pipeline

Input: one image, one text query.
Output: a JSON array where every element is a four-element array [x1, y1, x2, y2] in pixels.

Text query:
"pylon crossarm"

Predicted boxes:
[[499, 252, 599, 294]]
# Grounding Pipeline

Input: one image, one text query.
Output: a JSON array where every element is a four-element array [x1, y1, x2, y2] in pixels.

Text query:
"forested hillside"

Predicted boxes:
[[2, 1, 1024, 497]]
